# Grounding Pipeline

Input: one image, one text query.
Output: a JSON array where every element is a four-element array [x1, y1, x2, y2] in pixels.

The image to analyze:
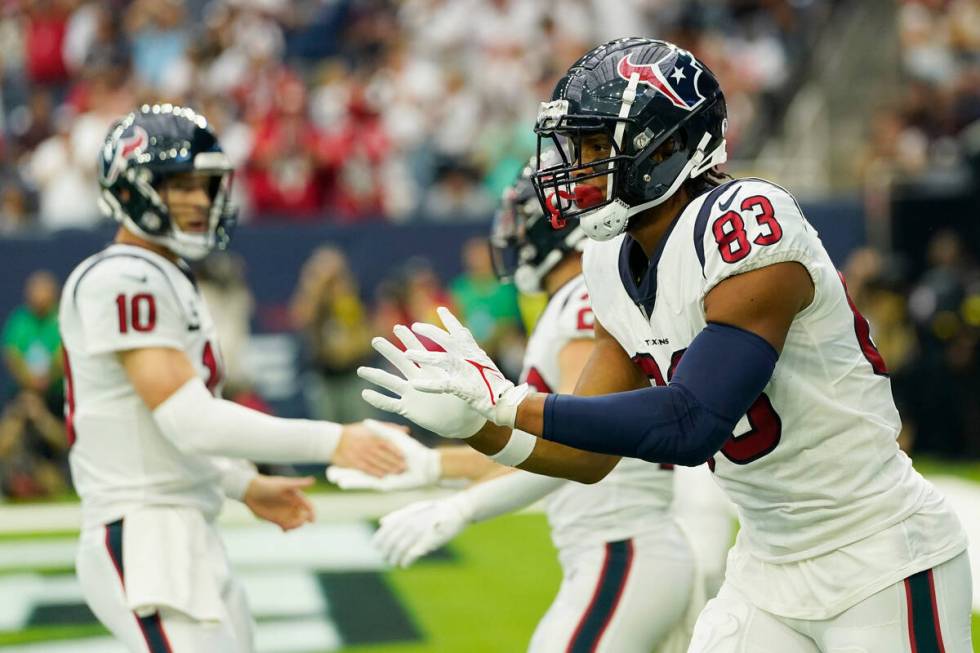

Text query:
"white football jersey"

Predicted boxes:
[[582, 178, 966, 618], [521, 275, 675, 553], [60, 244, 233, 529]]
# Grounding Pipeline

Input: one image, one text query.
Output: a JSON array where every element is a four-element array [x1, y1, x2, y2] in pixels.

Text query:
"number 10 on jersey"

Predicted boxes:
[[115, 293, 157, 333]]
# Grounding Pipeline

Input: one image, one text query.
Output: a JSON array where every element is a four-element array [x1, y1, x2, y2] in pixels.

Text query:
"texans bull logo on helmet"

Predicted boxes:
[[100, 125, 149, 185], [617, 50, 706, 112]]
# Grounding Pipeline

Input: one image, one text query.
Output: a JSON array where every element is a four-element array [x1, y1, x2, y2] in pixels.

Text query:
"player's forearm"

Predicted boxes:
[[457, 467, 566, 522], [438, 445, 498, 481], [464, 421, 616, 484], [517, 323, 778, 466], [153, 378, 341, 463]]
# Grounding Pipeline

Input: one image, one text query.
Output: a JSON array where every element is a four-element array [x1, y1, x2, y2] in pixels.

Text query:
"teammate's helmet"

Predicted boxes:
[[98, 104, 236, 260], [533, 38, 727, 241], [490, 156, 586, 294]]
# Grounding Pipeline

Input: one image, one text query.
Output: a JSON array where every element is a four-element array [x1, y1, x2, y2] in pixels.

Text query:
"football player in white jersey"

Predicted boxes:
[[332, 162, 735, 652], [356, 40, 973, 652], [60, 105, 408, 653]]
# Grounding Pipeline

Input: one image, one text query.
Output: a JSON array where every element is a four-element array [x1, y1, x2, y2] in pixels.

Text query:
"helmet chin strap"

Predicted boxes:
[[580, 132, 715, 242], [608, 72, 640, 202]]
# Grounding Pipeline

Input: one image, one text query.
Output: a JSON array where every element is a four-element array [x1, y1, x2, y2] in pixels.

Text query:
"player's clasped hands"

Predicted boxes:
[[333, 419, 411, 477], [327, 420, 441, 491], [358, 307, 529, 434]]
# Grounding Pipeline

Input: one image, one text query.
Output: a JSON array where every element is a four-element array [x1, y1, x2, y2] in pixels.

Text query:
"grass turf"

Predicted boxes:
[[343, 513, 562, 653], [2, 462, 979, 651], [0, 511, 976, 651]]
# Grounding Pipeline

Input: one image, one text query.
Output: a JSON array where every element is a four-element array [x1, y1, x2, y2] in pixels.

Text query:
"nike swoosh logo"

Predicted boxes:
[[187, 324, 201, 332], [122, 273, 148, 283], [717, 185, 740, 212]]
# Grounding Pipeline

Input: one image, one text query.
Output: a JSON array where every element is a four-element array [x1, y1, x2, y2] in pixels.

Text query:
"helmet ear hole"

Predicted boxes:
[[650, 133, 685, 163]]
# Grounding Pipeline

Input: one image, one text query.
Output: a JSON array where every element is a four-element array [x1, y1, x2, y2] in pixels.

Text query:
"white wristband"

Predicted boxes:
[[215, 459, 258, 501], [488, 429, 537, 467]]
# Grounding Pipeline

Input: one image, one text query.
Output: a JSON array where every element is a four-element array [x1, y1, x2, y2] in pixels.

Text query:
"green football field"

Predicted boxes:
[[345, 514, 980, 653], [0, 457, 978, 652], [0, 512, 976, 652], [347, 514, 562, 653]]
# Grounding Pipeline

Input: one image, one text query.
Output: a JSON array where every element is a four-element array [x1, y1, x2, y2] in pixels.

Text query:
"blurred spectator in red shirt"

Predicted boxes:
[[319, 83, 398, 222], [245, 73, 328, 218], [24, 0, 70, 86]]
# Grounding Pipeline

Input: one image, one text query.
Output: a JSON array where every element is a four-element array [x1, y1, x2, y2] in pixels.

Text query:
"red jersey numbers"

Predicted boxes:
[[202, 341, 223, 394], [631, 352, 666, 387], [712, 195, 783, 264], [633, 349, 782, 467], [721, 394, 782, 465], [525, 366, 553, 394], [62, 348, 77, 446], [115, 293, 156, 333], [631, 352, 671, 471], [839, 273, 888, 376], [575, 292, 594, 331], [712, 212, 751, 264]]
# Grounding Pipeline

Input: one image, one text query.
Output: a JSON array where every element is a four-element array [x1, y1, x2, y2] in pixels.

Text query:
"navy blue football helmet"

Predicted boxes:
[[98, 104, 236, 260], [533, 38, 728, 241], [490, 156, 586, 294]]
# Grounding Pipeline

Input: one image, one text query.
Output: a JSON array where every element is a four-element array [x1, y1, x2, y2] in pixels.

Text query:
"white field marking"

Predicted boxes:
[[254, 616, 343, 652], [0, 488, 456, 535], [0, 635, 128, 653], [236, 569, 327, 618], [223, 522, 383, 570], [0, 568, 329, 631], [0, 522, 390, 573], [0, 617, 342, 653]]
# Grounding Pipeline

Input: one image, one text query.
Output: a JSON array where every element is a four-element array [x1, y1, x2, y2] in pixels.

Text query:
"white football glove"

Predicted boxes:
[[358, 324, 487, 439], [372, 495, 474, 568], [325, 419, 441, 491], [405, 307, 530, 428]]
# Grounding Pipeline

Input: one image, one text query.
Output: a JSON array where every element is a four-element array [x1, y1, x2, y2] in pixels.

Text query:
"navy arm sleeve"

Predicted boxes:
[[541, 322, 778, 466]]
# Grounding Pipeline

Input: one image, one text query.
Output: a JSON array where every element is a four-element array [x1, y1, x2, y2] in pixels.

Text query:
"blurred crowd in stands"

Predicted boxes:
[[860, 0, 980, 185], [3, 227, 979, 501], [0, 234, 528, 499], [0, 0, 978, 499], [1, 0, 823, 231]]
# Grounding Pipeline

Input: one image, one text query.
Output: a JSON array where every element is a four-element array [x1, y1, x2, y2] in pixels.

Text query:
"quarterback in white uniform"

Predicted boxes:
[[358, 40, 973, 652], [332, 163, 734, 651], [61, 105, 406, 653]]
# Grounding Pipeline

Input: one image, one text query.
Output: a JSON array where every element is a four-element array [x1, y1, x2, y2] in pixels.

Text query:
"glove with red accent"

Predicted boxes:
[[357, 324, 487, 440], [404, 307, 530, 429]]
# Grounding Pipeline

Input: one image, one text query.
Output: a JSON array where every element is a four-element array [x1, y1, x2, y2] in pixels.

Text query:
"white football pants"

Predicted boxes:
[[75, 517, 255, 652], [528, 523, 695, 653], [688, 550, 973, 653]]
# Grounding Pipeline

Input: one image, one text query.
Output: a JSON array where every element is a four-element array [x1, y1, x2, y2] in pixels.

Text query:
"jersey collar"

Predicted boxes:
[[617, 180, 740, 317], [617, 214, 682, 318]]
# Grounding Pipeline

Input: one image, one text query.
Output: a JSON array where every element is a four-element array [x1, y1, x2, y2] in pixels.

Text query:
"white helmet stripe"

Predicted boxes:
[[610, 72, 640, 201]]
